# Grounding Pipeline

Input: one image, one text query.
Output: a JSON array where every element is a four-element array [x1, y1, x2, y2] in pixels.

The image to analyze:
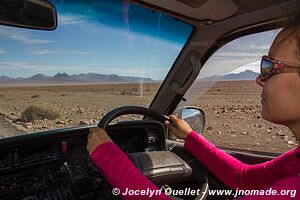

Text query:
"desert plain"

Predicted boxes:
[[0, 80, 297, 154]]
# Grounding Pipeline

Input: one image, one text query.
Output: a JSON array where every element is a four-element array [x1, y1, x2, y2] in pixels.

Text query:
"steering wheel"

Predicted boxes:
[[98, 106, 169, 129], [97, 106, 209, 200]]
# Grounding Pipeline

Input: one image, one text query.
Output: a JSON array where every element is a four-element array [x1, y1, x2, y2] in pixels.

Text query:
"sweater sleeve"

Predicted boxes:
[[90, 142, 171, 200], [184, 131, 293, 190]]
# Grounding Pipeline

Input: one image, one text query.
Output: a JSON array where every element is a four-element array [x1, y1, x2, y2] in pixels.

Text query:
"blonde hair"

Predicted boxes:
[[277, 15, 300, 61]]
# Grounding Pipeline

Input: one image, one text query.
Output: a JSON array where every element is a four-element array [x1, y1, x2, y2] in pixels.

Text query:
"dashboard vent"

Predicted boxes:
[[20, 145, 58, 167], [0, 153, 13, 172]]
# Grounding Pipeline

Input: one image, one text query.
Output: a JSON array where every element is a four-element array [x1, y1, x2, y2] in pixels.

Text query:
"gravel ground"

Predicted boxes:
[[0, 81, 298, 154], [0, 114, 25, 138], [185, 80, 298, 153]]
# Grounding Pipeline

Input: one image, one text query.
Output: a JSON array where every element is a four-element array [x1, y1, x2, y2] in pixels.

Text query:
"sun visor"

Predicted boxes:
[[134, 0, 238, 21]]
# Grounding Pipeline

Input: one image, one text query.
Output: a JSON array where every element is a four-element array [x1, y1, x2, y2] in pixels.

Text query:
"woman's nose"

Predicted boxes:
[[256, 75, 264, 87]]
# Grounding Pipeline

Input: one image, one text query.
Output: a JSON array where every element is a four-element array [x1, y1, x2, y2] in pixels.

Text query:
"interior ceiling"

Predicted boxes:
[[131, 0, 297, 21], [133, 0, 238, 21], [232, 0, 293, 15], [175, 0, 208, 8]]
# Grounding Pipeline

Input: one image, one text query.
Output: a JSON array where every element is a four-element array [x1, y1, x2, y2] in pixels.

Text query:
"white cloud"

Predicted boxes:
[[0, 61, 42, 70], [251, 44, 270, 50], [228, 60, 260, 74], [0, 28, 55, 45], [214, 51, 262, 58], [0, 49, 6, 54], [198, 44, 268, 78], [58, 14, 93, 25], [28, 49, 98, 55]]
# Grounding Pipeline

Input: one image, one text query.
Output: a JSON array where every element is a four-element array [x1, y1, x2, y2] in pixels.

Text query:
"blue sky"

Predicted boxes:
[[0, 0, 279, 81], [0, 0, 192, 80], [198, 29, 279, 79]]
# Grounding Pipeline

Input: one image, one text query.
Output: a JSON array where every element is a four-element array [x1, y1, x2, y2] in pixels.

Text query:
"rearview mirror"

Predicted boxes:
[[169, 107, 205, 141], [0, 0, 57, 30]]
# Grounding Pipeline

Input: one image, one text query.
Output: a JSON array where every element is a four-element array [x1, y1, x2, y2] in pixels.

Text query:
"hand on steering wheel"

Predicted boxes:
[[86, 127, 112, 155], [165, 115, 193, 140]]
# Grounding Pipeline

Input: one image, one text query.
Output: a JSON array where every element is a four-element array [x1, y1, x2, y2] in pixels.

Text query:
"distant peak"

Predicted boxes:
[[243, 69, 256, 73], [201, 69, 259, 81], [0, 72, 155, 85], [32, 73, 46, 77], [29, 74, 49, 79], [53, 72, 69, 77]]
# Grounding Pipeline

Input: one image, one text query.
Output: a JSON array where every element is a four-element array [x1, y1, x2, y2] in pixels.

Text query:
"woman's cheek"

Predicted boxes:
[[261, 95, 284, 123]]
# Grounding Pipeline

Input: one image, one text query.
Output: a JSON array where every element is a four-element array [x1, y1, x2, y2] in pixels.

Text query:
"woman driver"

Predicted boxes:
[[86, 17, 300, 199]]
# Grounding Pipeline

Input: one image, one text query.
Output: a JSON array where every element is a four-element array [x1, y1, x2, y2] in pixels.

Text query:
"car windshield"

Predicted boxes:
[[0, 0, 193, 138]]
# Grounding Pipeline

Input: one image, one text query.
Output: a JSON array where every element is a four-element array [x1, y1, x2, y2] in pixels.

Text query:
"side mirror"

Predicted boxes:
[[170, 107, 205, 141], [0, 0, 57, 30]]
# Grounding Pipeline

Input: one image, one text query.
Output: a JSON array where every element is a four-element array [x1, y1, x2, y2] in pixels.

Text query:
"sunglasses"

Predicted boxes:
[[260, 55, 300, 81]]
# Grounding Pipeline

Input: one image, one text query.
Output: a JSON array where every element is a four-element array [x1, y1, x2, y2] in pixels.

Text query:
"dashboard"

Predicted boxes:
[[0, 121, 166, 200]]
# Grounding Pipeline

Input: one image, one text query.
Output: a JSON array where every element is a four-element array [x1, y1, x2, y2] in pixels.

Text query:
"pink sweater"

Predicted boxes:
[[90, 131, 300, 199]]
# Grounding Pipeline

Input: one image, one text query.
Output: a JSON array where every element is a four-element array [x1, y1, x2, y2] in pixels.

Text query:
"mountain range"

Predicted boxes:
[[200, 70, 260, 81], [0, 73, 155, 85], [0, 70, 260, 85]]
